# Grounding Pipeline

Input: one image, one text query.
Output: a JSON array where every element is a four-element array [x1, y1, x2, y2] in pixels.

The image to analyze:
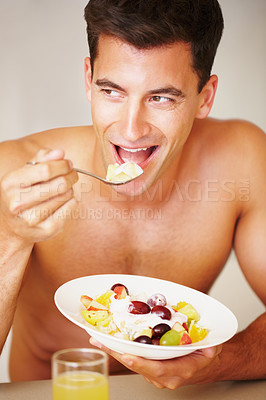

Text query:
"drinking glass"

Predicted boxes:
[[52, 348, 109, 400]]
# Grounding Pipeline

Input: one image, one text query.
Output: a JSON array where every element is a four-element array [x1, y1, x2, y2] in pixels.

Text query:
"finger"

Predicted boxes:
[[119, 354, 192, 390], [89, 337, 219, 388], [36, 197, 78, 239], [89, 337, 117, 355], [5, 158, 73, 192], [89, 338, 184, 390], [144, 377, 152, 384], [31, 148, 65, 162], [144, 375, 165, 389], [149, 380, 165, 389], [18, 189, 74, 226], [23, 159, 74, 187], [89, 338, 130, 366], [122, 346, 219, 382], [90, 337, 162, 375], [201, 345, 222, 358], [120, 353, 165, 377], [11, 171, 78, 214], [25, 146, 74, 186]]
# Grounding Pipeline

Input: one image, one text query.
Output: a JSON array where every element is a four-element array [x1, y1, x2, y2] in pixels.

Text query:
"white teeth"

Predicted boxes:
[[120, 146, 148, 153]]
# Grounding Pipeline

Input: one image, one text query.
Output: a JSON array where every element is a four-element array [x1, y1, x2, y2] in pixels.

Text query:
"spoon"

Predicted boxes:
[[26, 162, 142, 185]]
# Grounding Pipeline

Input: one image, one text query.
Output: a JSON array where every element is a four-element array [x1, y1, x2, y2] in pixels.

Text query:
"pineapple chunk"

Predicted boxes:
[[106, 162, 143, 182], [96, 290, 114, 308], [96, 315, 113, 328], [109, 171, 131, 182], [81, 310, 109, 326], [139, 328, 153, 338], [172, 301, 188, 312], [106, 163, 119, 180], [177, 304, 200, 322]]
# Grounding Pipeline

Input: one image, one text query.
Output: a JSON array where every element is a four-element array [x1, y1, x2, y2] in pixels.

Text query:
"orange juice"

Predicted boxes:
[[53, 371, 109, 400]]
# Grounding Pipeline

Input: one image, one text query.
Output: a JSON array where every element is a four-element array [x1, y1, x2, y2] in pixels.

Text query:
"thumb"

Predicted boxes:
[[201, 345, 222, 359], [30, 148, 65, 163]]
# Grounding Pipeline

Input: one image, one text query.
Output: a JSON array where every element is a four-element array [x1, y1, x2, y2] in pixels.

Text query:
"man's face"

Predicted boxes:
[[86, 35, 207, 196]]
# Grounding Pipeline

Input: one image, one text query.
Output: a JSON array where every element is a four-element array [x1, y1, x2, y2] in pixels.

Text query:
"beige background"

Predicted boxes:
[[0, 0, 265, 383]]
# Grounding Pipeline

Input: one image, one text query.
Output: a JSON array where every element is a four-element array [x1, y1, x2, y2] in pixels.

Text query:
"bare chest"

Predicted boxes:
[[31, 197, 236, 294]]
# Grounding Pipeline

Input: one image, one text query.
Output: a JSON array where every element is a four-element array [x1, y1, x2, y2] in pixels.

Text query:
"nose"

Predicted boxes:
[[119, 98, 151, 141]]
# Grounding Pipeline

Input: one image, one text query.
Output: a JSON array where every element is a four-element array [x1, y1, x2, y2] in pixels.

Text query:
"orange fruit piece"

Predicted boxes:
[[189, 322, 208, 343]]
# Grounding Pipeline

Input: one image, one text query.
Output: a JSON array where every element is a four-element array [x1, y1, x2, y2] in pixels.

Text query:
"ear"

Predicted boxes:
[[84, 57, 92, 102], [195, 75, 218, 119]]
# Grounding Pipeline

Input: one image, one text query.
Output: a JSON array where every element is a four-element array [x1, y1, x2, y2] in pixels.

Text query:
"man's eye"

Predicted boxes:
[[150, 96, 173, 103], [102, 89, 119, 97]]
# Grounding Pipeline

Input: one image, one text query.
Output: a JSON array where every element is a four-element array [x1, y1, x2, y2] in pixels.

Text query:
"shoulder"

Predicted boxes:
[[195, 118, 266, 171], [0, 125, 94, 177], [219, 118, 265, 151], [189, 118, 265, 211], [202, 118, 265, 210], [213, 119, 266, 176], [199, 118, 265, 148]]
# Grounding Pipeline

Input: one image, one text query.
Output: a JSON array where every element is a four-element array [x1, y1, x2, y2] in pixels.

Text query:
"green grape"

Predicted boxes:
[[160, 330, 181, 346]]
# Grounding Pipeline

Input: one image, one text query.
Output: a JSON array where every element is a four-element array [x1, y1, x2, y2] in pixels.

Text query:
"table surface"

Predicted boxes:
[[1, 374, 266, 400]]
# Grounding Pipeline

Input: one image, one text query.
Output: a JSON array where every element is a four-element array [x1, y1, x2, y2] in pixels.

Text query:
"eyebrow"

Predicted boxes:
[[147, 87, 186, 99], [95, 79, 124, 92], [95, 79, 186, 99]]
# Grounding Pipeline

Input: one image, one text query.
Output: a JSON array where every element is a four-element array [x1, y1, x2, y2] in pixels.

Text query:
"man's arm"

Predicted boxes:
[[0, 235, 33, 353], [229, 123, 266, 379], [208, 313, 266, 381], [0, 144, 78, 353]]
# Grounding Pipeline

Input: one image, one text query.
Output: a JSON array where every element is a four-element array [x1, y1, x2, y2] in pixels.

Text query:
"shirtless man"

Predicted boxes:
[[0, 0, 265, 389]]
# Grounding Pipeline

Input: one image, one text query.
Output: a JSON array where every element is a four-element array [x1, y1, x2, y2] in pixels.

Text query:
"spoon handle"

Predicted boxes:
[[26, 162, 130, 185]]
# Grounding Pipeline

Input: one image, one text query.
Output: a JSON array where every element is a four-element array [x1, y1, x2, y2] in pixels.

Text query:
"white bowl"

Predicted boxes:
[[54, 274, 238, 360]]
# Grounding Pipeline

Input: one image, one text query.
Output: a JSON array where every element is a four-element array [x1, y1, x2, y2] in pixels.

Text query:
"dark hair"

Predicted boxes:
[[84, 0, 224, 92]]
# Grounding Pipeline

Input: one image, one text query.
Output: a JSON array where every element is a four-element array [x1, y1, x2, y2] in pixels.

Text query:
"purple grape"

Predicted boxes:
[[152, 323, 171, 339], [110, 283, 129, 295], [128, 301, 150, 315], [151, 305, 171, 320], [133, 335, 152, 344], [152, 338, 161, 346], [147, 293, 167, 308]]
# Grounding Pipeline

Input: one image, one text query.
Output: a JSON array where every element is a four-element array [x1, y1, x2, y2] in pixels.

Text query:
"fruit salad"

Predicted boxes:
[[106, 162, 143, 183], [80, 283, 208, 346]]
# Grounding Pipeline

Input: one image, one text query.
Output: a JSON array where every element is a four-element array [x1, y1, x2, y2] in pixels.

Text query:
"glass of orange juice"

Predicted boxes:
[[52, 348, 109, 400]]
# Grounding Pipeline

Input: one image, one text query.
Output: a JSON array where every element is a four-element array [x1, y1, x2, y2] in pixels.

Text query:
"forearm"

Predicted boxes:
[[0, 148, 78, 352], [209, 312, 266, 382], [0, 237, 33, 353]]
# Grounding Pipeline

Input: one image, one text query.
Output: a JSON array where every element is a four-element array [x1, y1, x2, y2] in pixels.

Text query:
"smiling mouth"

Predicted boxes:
[[113, 144, 159, 168]]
